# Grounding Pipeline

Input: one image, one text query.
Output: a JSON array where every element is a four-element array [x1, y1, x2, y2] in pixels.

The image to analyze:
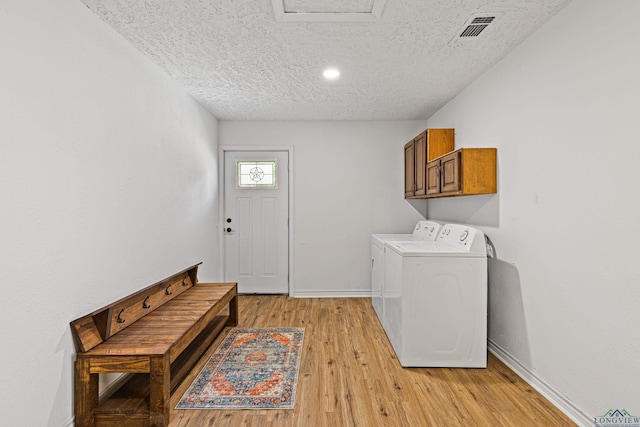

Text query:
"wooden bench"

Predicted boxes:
[[70, 263, 238, 427]]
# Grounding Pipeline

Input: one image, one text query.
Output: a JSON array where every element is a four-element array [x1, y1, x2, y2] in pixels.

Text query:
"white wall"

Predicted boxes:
[[0, 1, 220, 426], [219, 121, 428, 296], [426, 0, 640, 422]]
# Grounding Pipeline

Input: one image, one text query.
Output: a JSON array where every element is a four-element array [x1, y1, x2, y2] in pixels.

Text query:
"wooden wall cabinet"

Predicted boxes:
[[404, 129, 454, 199], [426, 148, 497, 198]]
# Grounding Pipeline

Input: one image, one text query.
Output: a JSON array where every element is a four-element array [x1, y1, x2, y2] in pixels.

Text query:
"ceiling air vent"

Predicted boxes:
[[449, 13, 500, 45], [460, 16, 495, 37]]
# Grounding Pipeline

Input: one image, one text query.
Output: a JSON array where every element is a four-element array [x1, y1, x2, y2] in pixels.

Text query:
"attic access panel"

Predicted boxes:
[[273, 0, 386, 22]]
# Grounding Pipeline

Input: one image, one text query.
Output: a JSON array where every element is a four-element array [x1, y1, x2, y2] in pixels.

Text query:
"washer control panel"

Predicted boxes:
[[437, 224, 482, 251], [412, 221, 441, 241]]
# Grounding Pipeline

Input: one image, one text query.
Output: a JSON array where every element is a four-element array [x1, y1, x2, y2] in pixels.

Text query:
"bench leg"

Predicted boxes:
[[149, 354, 170, 427], [74, 357, 98, 427], [227, 294, 238, 326]]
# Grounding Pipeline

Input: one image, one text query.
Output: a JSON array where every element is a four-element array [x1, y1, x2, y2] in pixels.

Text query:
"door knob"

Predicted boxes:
[[226, 227, 233, 233], [226, 218, 232, 223]]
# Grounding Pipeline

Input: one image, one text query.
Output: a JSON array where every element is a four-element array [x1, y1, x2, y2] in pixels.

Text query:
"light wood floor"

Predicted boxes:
[[168, 296, 575, 426]]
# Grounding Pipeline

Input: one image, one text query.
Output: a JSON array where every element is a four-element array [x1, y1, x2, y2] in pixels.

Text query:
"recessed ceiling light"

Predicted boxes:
[[323, 68, 340, 80]]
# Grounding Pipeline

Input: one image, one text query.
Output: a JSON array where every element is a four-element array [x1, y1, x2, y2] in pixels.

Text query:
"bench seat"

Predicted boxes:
[[84, 283, 236, 360], [71, 264, 237, 427]]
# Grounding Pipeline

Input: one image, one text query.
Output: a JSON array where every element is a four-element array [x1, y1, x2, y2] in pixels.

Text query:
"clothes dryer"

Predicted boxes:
[[371, 221, 441, 324], [383, 223, 488, 368]]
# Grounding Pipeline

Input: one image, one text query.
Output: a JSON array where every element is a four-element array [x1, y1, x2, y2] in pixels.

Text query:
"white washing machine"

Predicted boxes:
[[371, 221, 441, 326], [383, 223, 488, 368]]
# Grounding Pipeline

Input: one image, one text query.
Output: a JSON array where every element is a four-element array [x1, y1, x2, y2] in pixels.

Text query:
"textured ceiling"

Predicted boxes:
[[80, 0, 571, 121]]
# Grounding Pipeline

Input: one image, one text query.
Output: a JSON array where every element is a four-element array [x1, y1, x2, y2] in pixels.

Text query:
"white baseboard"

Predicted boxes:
[[291, 290, 372, 298], [488, 339, 592, 427]]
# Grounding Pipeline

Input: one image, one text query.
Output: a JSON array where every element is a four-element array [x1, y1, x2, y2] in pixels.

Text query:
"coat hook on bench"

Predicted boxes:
[[165, 285, 172, 295], [117, 309, 125, 324], [143, 296, 151, 309]]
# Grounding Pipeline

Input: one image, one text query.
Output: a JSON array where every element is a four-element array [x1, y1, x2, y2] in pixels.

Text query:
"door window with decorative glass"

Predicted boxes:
[[236, 160, 277, 189]]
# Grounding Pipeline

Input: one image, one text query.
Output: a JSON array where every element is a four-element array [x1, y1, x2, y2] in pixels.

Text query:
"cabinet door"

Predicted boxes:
[[440, 151, 461, 193], [426, 160, 441, 195], [404, 141, 415, 197], [413, 133, 427, 196], [426, 128, 455, 161]]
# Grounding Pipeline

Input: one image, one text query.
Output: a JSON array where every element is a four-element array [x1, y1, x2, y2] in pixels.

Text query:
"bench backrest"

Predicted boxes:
[[70, 263, 201, 353]]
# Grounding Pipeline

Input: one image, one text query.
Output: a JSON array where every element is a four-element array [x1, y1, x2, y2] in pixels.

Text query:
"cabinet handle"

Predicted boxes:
[[116, 309, 125, 324], [165, 285, 172, 295], [143, 296, 151, 309]]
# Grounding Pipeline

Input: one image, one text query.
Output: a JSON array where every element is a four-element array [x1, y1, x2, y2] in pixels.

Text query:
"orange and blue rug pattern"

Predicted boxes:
[[176, 327, 304, 409]]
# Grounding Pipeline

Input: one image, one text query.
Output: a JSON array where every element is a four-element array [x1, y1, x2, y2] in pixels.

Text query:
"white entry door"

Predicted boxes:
[[224, 150, 289, 294]]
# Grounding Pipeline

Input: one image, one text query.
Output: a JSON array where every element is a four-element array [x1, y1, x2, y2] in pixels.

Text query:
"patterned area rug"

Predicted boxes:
[[176, 327, 304, 409]]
